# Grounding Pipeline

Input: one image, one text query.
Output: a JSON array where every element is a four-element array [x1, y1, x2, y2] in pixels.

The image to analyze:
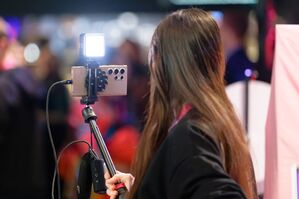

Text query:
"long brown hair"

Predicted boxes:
[[128, 8, 257, 199]]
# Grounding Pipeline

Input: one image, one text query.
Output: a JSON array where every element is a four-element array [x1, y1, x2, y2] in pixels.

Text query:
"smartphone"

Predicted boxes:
[[71, 65, 128, 97]]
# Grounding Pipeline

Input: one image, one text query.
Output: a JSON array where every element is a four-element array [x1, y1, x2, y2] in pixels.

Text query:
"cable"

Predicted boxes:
[[51, 140, 92, 199], [46, 80, 72, 199]]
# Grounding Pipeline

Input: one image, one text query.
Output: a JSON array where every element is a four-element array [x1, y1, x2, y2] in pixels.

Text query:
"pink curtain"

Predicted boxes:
[[265, 25, 299, 199]]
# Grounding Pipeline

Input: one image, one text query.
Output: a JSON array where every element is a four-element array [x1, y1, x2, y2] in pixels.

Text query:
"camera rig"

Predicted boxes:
[[80, 61, 108, 105], [76, 33, 127, 199]]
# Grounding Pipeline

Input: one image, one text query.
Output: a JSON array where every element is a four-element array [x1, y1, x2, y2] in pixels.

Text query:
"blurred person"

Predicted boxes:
[[105, 8, 257, 199], [106, 125, 140, 172], [0, 34, 47, 198], [111, 40, 149, 129], [0, 63, 47, 199], [89, 40, 147, 173], [30, 38, 70, 199], [31, 38, 70, 136], [0, 18, 24, 71], [0, 35, 70, 198], [220, 10, 255, 85], [0, 32, 8, 69], [0, 18, 9, 71]]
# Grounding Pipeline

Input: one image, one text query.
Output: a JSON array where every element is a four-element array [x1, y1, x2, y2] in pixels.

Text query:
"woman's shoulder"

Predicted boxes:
[[162, 117, 244, 198], [167, 116, 221, 161]]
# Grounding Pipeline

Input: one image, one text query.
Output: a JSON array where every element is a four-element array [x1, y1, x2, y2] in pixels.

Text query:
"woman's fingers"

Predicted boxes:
[[117, 173, 135, 191], [106, 188, 118, 199], [106, 175, 121, 185], [105, 182, 115, 190], [104, 172, 111, 180], [105, 171, 135, 197]]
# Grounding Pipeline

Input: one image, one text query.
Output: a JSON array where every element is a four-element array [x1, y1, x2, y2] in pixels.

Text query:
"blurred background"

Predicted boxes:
[[0, 0, 298, 198]]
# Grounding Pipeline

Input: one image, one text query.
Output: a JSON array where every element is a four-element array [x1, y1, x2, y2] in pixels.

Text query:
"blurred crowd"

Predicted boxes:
[[0, 8, 267, 199], [0, 16, 149, 199]]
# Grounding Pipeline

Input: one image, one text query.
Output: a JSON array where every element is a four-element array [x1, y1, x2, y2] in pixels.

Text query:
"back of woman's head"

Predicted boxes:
[[148, 8, 226, 118], [129, 8, 257, 199]]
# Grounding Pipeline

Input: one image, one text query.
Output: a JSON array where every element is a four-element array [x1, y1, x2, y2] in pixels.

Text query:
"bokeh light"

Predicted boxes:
[[24, 43, 40, 63]]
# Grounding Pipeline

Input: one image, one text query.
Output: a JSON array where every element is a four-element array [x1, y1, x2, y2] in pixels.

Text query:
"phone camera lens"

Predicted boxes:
[[114, 69, 119, 75], [120, 76, 124, 80], [114, 76, 118, 80], [108, 69, 113, 75], [120, 69, 125, 74]]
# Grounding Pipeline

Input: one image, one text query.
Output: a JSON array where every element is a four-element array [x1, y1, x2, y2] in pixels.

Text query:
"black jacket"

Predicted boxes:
[[136, 115, 246, 199], [0, 68, 46, 198]]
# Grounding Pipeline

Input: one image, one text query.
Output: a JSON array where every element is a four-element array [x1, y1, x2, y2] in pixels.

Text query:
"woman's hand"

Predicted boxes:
[[104, 171, 135, 199]]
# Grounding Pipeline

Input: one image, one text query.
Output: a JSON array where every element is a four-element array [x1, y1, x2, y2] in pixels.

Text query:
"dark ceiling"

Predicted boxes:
[[1, 0, 256, 15], [2, 0, 176, 15]]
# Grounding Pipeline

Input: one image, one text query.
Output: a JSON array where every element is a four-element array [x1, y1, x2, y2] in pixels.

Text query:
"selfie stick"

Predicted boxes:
[[82, 105, 126, 199]]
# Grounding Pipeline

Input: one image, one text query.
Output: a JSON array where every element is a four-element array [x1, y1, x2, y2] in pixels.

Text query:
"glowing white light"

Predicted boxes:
[[84, 33, 105, 57], [24, 43, 40, 63], [118, 12, 139, 31]]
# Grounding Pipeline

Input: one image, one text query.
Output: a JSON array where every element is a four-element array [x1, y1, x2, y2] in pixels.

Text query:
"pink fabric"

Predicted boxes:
[[265, 25, 299, 199], [170, 104, 192, 130], [177, 103, 193, 121]]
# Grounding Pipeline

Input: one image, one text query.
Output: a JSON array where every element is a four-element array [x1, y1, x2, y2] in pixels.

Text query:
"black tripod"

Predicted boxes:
[[81, 105, 126, 199], [77, 65, 126, 199]]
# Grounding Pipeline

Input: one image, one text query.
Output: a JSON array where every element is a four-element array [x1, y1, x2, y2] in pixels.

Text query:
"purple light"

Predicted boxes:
[[4, 17, 21, 40], [244, 69, 252, 78]]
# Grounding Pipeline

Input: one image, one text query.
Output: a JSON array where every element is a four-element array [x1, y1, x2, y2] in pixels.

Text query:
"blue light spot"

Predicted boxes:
[[244, 69, 252, 77]]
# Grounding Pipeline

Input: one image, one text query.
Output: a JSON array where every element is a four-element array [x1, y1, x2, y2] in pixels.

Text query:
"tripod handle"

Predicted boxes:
[[116, 182, 126, 190], [116, 183, 127, 199], [82, 106, 128, 198]]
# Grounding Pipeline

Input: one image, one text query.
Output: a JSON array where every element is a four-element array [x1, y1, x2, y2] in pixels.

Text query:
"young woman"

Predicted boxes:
[[105, 8, 257, 199]]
